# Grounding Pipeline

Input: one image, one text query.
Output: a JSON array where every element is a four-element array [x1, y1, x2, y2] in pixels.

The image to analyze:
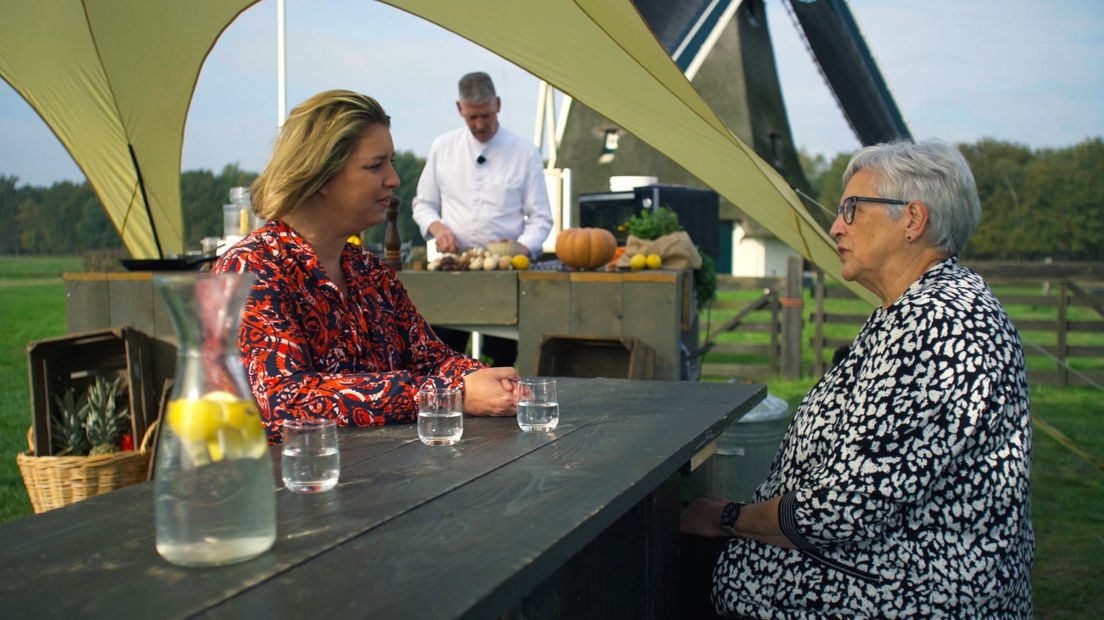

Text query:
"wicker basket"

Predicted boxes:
[[486, 240, 521, 257], [17, 422, 156, 514]]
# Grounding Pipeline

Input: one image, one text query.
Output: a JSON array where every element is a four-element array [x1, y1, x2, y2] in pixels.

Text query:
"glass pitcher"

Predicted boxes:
[[152, 273, 276, 567]]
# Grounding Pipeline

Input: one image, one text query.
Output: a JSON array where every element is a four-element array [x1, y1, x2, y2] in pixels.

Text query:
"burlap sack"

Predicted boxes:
[[615, 231, 702, 270]]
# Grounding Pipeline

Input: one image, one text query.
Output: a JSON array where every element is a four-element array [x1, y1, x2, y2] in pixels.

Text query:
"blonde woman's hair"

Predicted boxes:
[[251, 90, 390, 220]]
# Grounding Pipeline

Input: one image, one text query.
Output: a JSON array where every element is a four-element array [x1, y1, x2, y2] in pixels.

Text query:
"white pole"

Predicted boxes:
[[533, 80, 548, 149], [277, 0, 287, 127]]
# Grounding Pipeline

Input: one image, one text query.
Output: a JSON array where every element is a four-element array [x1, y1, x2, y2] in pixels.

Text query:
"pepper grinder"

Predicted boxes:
[[384, 196, 402, 271]]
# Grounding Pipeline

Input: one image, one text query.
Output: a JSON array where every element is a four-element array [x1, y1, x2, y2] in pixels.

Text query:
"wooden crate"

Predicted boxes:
[[538, 334, 655, 379], [26, 327, 164, 457]]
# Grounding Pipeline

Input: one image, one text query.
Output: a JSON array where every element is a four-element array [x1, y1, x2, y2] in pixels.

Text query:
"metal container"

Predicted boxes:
[[692, 394, 789, 502]]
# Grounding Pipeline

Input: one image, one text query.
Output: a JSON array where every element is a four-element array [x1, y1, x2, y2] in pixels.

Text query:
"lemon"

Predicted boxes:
[[239, 415, 268, 453], [510, 254, 530, 270], [645, 253, 662, 269], [221, 400, 260, 429], [207, 428, 239, 462], [208, 392, 267, 458], [168, 391, 268, 460], [203, 391, 257, 428], [629, 253, 646, 271], [167, 399, 223, 442], [207, 420, 265, 460], [204, 390, 237, 403]]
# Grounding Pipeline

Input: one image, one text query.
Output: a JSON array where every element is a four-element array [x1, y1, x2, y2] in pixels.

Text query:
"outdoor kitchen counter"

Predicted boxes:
[[65, 269, 698, 380]]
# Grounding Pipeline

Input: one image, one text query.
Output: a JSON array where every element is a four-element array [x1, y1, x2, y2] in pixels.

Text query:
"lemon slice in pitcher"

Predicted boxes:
[[204, 391, 268, 460], [167, 398, 223, 442]]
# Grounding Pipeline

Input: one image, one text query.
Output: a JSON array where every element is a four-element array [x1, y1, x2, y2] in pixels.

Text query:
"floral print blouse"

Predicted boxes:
[[213, 220, 484, 441]]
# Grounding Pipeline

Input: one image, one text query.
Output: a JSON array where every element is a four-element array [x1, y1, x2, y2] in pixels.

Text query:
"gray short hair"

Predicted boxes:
[[843, 139, 981, 256], [458, 71, 496, 104]]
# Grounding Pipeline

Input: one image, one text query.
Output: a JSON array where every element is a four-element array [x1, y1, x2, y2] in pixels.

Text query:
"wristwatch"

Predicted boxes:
[[720, 502, 744, 532]]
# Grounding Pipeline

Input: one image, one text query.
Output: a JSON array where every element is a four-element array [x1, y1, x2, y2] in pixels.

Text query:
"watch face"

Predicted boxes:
[[721, 502, 741, 528]]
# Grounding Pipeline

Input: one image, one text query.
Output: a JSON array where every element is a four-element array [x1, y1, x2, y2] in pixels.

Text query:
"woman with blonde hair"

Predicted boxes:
[[214, 90, 518, 441]]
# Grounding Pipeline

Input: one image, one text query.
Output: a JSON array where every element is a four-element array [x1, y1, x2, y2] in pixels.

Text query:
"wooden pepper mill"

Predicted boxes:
[[384, 196, 402, 271]]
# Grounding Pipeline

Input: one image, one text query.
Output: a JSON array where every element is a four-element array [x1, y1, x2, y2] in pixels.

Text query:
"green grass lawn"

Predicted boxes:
[[0, 255, 82, 521], [0, 256, 1100, 616]]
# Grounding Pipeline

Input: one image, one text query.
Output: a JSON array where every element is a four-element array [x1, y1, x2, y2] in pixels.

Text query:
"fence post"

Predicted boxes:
[[813, 269, 826, 376], [1057, 282, 1069, 387], [769, 290, 780, 376], [782, 257, 804, 379]]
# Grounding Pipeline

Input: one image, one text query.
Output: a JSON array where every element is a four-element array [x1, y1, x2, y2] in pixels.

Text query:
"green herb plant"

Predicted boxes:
[[621, 206, 682, 240], [620, 207, 717, 311]]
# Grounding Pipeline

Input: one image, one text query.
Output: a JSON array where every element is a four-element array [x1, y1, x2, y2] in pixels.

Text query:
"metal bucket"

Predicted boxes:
[[692, 394, 789, 502]]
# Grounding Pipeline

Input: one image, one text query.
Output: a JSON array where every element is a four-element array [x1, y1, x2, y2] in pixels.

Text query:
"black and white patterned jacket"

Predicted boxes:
[[714, 258, 1034, 618]]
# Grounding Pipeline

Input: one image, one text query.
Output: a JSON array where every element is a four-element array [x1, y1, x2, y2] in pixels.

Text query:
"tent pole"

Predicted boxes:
[[277, 0, 287, 127], [128, 144, 163, 259], [533, 80, 547, 149]]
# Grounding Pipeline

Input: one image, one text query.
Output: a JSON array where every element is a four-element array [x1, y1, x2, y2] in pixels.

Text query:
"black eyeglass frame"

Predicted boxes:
[[837, 196, 910, 225]]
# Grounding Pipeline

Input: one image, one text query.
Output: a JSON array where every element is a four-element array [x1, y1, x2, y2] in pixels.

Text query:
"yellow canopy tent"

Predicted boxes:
[[0, 0, 255, 258], [1, 0, 870, 301]]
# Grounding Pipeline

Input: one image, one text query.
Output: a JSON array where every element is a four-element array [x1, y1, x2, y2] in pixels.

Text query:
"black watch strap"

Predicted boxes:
[[720, 502, 744, 530]]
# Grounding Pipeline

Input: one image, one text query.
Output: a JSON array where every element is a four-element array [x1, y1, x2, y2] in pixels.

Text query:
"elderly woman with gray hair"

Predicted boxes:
[[680, 140, 1033, 618]]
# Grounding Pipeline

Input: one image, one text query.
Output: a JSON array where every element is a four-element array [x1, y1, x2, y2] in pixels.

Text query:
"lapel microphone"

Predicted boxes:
[[476, 155, 486, 165]]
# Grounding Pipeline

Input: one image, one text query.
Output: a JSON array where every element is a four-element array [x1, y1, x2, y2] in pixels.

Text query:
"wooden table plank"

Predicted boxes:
[[0, 379, 764, 620], [200, 380, 764, 619], [0, 417, 586, 617]]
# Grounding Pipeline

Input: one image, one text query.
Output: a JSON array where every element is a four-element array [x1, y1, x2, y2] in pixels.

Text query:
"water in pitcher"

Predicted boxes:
[[152, 273, 277, 567], [155, 454, 276, 566]]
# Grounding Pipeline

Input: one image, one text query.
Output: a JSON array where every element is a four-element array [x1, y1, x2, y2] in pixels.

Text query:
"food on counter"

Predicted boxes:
[[425, 246, 528, 272], [555, 227, 617, 270], [486, 240, 521, 257]]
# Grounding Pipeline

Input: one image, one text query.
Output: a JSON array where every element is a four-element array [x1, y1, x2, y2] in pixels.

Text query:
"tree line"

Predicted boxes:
[[802, 137, 1103, 260], [1, 138, 1101, 260], [0, 152, 426, 258]]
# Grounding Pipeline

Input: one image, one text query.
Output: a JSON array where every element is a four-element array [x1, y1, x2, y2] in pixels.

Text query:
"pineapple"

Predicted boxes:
[[84, 375, 130, 455], [51, 388, 90, 456]]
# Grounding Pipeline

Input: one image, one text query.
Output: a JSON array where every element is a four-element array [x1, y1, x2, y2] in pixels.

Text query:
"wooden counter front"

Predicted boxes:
[[65, 269, 696, 380]]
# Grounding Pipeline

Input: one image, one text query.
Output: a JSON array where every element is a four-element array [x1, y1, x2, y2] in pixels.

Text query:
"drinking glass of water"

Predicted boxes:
[[417, 386, 463, 446], [281, 418, 340, 493], [517, 377, 559, 432]]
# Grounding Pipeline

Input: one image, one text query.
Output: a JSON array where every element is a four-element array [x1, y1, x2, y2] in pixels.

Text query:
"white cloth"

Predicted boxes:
[[412, 126, 553, 254]]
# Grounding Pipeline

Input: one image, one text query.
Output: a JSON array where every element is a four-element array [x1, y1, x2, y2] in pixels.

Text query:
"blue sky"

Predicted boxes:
[[1, 0, 1102, 186]]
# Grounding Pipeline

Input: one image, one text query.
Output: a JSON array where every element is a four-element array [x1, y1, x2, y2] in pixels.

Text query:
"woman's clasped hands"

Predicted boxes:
[[462, 367, 520, 417]]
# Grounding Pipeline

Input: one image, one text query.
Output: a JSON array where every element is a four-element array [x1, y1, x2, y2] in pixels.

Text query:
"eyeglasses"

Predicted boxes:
[[837, 196, 909, 225]]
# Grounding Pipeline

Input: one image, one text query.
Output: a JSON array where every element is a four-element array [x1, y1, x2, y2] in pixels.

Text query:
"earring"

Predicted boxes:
[[906, 236, 913, 242]]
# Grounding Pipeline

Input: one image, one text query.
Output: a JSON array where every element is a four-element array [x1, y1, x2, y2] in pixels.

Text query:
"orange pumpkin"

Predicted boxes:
[[555, 228, 617, 270]]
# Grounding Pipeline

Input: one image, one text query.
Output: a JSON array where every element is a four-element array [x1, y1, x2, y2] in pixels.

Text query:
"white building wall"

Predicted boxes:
[[730, 225, 799, 277]]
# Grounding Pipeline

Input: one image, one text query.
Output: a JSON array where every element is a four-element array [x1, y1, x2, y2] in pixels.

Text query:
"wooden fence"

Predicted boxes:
[[701, 259, 1104, 387], [698, 275, 786, 381]]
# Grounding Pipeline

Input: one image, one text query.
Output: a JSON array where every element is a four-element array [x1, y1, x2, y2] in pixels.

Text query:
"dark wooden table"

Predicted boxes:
[[0, 378, 764, 619]]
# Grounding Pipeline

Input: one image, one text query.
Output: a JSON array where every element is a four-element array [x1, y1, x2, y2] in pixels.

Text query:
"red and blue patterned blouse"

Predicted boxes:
[[213, 220, 484, 441]]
